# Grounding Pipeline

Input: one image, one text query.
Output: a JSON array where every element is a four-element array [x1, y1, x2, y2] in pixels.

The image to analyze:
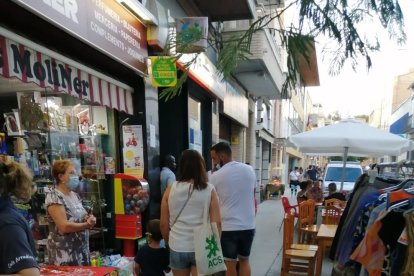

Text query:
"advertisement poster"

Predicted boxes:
[[122, 125, 144, 177], [105, 157, 116, 174]]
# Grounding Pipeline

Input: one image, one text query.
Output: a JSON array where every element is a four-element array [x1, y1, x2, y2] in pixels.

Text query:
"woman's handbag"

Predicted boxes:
[[193, 192, 226, 275]]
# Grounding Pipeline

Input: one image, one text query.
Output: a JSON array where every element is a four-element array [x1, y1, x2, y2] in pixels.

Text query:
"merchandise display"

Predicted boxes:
[[0, 91, 131, 266]]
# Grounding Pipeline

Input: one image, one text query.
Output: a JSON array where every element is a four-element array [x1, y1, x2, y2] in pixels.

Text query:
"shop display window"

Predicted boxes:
[[1, 88, 117, 264]]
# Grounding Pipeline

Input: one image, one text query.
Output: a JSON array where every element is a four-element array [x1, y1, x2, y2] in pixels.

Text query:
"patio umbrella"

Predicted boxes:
[[289, 119, 414, 190]]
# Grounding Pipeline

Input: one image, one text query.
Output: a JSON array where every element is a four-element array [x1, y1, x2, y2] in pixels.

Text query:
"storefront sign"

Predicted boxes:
[[14, 0, 148, 74], [0, 32, 134, 114], [150, 57, 177, 87], [178, 53, 225, 100], [224, 82, 248, 127], [176, 17, 208, 53]]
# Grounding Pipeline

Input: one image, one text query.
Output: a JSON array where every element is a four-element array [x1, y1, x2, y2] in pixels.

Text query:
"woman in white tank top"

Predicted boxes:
[[160, 149, 221, 276]]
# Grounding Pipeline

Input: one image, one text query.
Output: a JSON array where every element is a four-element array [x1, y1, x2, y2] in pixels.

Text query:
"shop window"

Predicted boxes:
[[188, 97, 203, 153], [1, 87, 117, 262]]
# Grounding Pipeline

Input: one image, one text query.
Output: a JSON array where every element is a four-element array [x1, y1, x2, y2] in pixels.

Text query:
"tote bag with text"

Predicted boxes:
[[193, 192, 226, 275]]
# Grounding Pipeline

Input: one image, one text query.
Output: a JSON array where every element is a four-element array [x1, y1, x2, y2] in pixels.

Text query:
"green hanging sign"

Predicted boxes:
[[150, 57, 177, 87]]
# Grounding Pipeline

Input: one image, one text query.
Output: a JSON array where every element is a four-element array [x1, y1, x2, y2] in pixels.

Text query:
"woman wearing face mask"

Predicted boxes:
[[46, 160, 96, 266]]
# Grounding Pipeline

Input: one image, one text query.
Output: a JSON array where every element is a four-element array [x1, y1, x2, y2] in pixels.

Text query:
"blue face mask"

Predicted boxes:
[[68, 176, 80, 190]]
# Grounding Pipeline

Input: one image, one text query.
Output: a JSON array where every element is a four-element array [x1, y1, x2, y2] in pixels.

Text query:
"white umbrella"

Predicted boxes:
[[289, 119, 414, 190]]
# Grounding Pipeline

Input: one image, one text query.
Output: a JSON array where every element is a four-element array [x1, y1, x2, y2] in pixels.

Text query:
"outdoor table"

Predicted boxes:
[[315, 224, 338, 276]]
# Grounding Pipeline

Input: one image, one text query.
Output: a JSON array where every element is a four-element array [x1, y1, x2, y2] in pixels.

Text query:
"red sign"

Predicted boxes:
[[14, 0, 148, 74]]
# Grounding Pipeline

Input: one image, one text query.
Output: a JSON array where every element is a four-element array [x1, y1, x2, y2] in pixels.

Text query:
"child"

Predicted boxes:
[[134, 219, 170, 276]]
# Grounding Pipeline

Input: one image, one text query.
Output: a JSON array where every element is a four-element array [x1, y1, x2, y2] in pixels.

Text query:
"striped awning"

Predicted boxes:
[[0, 32, 133, 114]]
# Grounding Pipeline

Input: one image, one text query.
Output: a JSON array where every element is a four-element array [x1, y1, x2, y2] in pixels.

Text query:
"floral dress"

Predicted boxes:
[[45, 188, 90, 266]]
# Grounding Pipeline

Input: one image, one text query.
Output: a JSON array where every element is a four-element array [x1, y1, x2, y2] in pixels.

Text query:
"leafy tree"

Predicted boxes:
[[159, 0, 406, 100]]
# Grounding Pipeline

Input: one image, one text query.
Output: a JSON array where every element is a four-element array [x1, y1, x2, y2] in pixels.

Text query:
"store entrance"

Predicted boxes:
[[0, 76, 118, 264]]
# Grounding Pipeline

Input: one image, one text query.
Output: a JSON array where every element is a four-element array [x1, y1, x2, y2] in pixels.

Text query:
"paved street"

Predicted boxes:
[[250, 189, 334, 276]]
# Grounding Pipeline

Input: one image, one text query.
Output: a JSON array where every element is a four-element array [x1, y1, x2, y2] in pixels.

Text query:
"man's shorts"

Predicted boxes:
[[290, 180, 299, 188], [221, 229, 255, 261], [169, 249, 196, 270]]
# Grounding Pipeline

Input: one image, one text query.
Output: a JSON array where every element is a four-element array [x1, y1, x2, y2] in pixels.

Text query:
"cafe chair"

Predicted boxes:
[[298, 199, 319, 244], [279, 197, 299, 232], [324, 198, 346, 208], [322, 205, 342, 225], [281, 213, 317, 276]]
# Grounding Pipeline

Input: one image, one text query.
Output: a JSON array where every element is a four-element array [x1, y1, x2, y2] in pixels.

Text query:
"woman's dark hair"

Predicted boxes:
[[0, 161, 33, 201], [146, 219, 162, 242], [177, 149, 208, 190], [299, 181, 307, 190]]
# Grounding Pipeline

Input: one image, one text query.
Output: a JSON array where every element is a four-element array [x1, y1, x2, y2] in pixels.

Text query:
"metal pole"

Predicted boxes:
[[340, 147, 349, 191]]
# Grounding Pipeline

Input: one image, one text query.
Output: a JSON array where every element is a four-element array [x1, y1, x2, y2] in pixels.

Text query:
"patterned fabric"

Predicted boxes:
[[353, 199, 383, 253], [350, 210, 388, 276], [45, 188, 90, 266], [336, 191, 380, 266]]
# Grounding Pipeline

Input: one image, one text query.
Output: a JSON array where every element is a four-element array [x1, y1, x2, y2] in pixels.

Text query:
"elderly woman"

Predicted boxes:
[[0, 161, 39, 276], [46, 160, 96, 266], [160, 149, 221, 276]]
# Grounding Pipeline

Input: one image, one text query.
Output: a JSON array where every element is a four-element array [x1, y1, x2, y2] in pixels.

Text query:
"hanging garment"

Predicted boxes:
[[401, 210, 414, 275], [330, 174, 370, 260], [378, 211, 407, 276], [336, 191, 381, 267], [350, 210, 388, 276]]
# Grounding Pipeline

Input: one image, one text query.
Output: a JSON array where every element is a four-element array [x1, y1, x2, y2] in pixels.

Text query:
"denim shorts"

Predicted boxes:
[[169, 249, 196, 270], [221, 229, 255, 261]]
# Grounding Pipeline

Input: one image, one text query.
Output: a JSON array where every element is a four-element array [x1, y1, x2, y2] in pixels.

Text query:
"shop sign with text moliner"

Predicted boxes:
[[150, 57, 177, 87], [0, 34, 133, 114], [14, 0, 148, 73]]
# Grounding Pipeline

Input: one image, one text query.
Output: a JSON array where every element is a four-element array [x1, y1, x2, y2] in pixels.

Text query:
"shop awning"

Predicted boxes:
[[0, 29, 134, 114]]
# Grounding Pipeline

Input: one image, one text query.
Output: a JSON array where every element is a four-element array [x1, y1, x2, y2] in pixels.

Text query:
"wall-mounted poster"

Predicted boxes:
[[73, 105, 91, 136], [92, 106, 108, 134], [122, 125, 144, 178], [4, 110, 23, 136]]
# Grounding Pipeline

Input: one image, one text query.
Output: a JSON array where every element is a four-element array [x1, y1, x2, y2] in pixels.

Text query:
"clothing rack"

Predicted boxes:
[[376, 161, 414, 179], [330, 173, 414, 275]]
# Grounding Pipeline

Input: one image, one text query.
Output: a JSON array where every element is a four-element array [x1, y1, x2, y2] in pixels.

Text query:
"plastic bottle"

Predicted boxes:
[[97, 256, 102, 267], [91, 258, 97, 267]]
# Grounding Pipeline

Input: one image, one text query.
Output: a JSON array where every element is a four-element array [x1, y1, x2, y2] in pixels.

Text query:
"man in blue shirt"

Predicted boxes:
[[306, 165, 318, 181], [160, 155, 176, 199]]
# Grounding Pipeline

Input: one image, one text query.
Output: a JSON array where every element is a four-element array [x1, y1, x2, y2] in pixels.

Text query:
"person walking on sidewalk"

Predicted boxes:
[[289, 167, 300, 195], [160, 149, 221, 276], [210, 142, 256, 276]]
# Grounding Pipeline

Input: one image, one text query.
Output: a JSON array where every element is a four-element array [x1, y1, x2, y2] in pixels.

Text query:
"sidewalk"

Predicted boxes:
[[250, 189, 334, 275]]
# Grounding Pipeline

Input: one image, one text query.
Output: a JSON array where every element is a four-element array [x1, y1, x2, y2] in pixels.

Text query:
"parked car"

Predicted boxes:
[[322, 162, 363, 196]]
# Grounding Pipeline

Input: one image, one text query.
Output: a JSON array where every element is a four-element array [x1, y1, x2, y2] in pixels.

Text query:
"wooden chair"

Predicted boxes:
[[322, 205, 342, 225], [279, 197, 299, 231], [298, 199, 319, 244], [281, 213, 317, 276], [324, 198, 346, 208]]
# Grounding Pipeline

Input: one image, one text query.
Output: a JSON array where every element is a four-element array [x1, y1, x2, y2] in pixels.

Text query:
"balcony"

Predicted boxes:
[[222, 22, 285, 99], [177, 0, 255, 21], [404, 115, 414, 134]]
